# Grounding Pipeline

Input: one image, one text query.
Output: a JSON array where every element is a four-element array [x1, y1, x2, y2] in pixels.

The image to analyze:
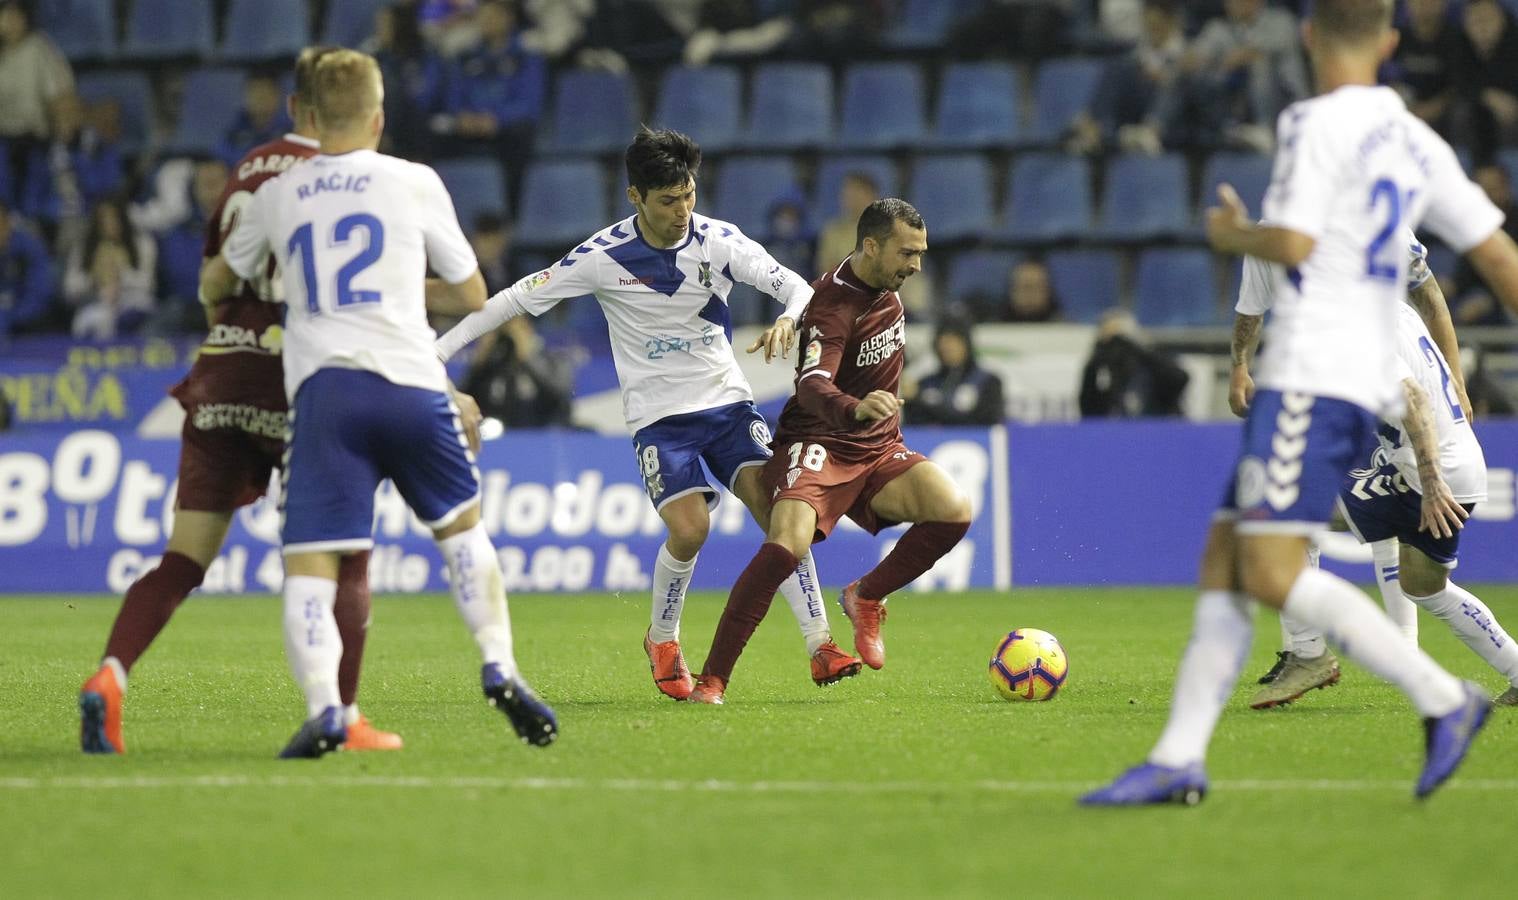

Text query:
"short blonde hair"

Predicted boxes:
[[311, 49, 382, 133]]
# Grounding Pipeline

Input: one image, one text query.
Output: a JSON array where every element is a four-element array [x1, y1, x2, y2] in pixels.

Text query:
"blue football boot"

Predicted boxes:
[[482, 664, 558, 747], [1079, 762, 1208, 807], [1416, 681, 1492, 800], [278, 706, 346, 759]]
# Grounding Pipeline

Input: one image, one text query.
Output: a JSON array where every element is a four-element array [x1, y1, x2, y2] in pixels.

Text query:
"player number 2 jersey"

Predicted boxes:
[[1382, 304, 1486, 502]]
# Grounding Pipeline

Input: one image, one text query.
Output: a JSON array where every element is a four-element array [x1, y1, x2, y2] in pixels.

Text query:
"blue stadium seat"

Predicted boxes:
[[712, 157, 801, 241], [1030, 57, 1104, 145], [75, 71, 154, 155], [1134, 249, 1221, 327], [929, 62, 1021, 149], [946, 250, 1018, 310], [435, 158, 508, 234], [744, 63, 834, 150], [516, 161, 609, 249], [322, 0, 388, 48], [812, 155, 899, 222], [882, 0, 967, 50], [1099, 154, 1191, 241], [652, 66, 742, 154], [222, 0, 311, 62], [999, 153, 1092, 244], [907, 155, 994, 243], [1047, 249, 1122, 324], [548, 70, 637, 155], [122, 0, 214, 60], [38, 0, 115, 61], [1200, 152, 1273, 219], [166, 69, 248, 156], [837, 63, 927, 150]]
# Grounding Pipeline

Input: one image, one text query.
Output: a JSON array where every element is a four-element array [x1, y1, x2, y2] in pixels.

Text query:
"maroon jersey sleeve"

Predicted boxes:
[[795, 296, 862, 428]]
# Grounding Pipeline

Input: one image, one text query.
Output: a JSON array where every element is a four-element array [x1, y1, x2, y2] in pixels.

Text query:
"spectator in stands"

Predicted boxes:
[[419, 0, 482, 57], [518, 0, 593, 61], [469, 211, 513, 291], [1078, 308, 1189, 417], [19, 92, 125, 253], [434, 0, 544, 216], [366, 2, 443, 160], [65, 197, 156, 340], [214, 71, 292, 170], [1390, 0, 1470, 138], [946, 0, 1074, 59], [816, 171, 876, 272], [1069, 0, 1187, 156], [1450, 163, 1518, 327], [0, 196, 54, 339], [1461, 0, 1518, 162], [1000, 259, 1062, 324], [903, 320, 1006, 427], [460, 316, 574, 428], [0, 0, 74, 196], [154, 158, 228, 333], [766, 191, 815, 281]]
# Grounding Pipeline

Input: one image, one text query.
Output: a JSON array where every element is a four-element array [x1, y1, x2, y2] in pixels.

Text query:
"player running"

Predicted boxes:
[[1083, 0, 1518, 806], [79, 47, 400, 756], [435, 127, 861, 699], [202, 49, 556, 757], [687, 199, 973, 704]]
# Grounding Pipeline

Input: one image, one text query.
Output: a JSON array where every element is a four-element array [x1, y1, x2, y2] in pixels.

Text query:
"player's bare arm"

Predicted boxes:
[[1205, 184, 1316, 265], [198, 254, 239, 311], [1465, 228, 1518, 320], [1401, 377, 1468, 539], [448, 382, 484, 454], [426, 270, 487, 316], [1228, 312, 1263, 418], [1406, 276, 1471, 418]]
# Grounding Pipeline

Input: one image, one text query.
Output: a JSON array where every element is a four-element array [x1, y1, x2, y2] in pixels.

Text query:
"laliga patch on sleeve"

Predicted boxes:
[[519, 270, 552, 292], [803, 340, 821, 369]]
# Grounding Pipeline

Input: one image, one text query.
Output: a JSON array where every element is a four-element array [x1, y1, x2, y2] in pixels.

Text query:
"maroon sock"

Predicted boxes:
[[334, 551, 372, 708], [857, 521, 970, 600], [102, 551, 206, 672], [700, 542, 799, 683]]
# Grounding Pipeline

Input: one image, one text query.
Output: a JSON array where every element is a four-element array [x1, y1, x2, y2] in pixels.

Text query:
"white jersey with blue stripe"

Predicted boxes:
[[1383, 304, 1486, 502], [1236, 226, 1429, 316], [1252, 85, 1504, 414], [436, 212, 814, 434]]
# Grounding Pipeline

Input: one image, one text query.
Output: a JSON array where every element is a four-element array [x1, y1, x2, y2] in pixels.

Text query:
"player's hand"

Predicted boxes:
[[747, 315, 796, 363], [1228, 365, 1255, 418], [1205, 183, 1252, 255], [453, 389, 484, 454], [1418, 478, 1468, 540], [853, 390, 901, 422]]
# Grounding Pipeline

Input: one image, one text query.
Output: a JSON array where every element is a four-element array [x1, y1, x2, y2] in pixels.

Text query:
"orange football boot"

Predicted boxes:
[[644, 630, 695, 700], [342, 715, 404, 751], [79, 664, 125, 754], [687, 674, 726, 705], [810, 640, 863, 686], [840, 581, 887, 670]]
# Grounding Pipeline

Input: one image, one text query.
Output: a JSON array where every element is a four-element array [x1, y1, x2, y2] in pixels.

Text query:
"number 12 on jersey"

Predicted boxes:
[[287, 213, 385, 314]]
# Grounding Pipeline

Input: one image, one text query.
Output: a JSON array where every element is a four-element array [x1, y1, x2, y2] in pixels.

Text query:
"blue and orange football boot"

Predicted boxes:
[[79, 663, 125, 755]]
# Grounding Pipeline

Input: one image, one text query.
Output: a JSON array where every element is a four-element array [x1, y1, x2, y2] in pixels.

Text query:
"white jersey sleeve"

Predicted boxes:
[[434, 256, 598, 361], [416, 164, 478, 283], [1415, 132, 1505, 254], [1235, 255, 1274, 315], [222, 184, 272, 281], [716, 230, 813, 321], [1262, 107, 1336, 240]]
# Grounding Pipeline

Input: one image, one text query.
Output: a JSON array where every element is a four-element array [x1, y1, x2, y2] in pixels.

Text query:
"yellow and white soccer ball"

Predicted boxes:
[[988, 628, 1068, 701]]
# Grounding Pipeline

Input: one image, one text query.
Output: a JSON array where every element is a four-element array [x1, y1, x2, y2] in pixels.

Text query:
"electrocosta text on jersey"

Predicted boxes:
[[856, 316, 906, 367]]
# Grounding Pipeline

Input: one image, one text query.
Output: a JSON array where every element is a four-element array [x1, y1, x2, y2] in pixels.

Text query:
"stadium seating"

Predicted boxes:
[[811, 155, 899, 222], [1098, 153, 1191, 241], [744, 63, 834, 150], [435, 158, 508, 233], [1200, 152, 1273, 220], [1134, 248, 1222, 327], [652, 66, 743, 154], [38, 0, 115, 61], [998, 153, 1092, 244], [712, 157, 801, 240], [945, 249, 1017, 311], [929, 62, 1022, 149], [1029, 57, 1105, 146], [908, 155, 994, 243], [837, 63, 927, 150], [516, 160, 609, 249], [122, 0, 215, 60], [882, 0, 965, 50], [221, 0, 311, 62], [166, 69, 248, 156], [1500, 147, 1518, 188], [547, 70, 637, 155], [75, 71, 155, 155], [1047, 248, 1122, 324], [322, 0, 388, 49]]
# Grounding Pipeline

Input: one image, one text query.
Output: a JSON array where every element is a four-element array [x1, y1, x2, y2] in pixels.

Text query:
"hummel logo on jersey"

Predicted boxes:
[[618, 276, 655, 286]]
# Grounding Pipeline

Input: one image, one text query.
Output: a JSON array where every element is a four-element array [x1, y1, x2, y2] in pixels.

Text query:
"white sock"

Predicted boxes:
[[438, 523, 517, 677], [1149, 591, 1253, 768], [778, 550, 831, 654], [1281, 610, 1327, 660], [649, 544, 696, 643], [283, 574, 342, 719], [1410, 582, 1518, 687], [344, 704, 361, 726], [1372, 539, 1417, 645], [1283, 568, 1463, 716], [1306, 542, 1320, 569], [102, 656, 128, 694]]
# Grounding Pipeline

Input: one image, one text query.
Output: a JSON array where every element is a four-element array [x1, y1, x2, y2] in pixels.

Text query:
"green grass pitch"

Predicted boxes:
[[2, 586, 1516, 898]]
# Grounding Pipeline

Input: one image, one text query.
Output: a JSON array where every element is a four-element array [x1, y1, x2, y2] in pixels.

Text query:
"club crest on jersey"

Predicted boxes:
[[698, 261, 713, 289], [803, 340, 822, 370], [749, 420, 772, 449]]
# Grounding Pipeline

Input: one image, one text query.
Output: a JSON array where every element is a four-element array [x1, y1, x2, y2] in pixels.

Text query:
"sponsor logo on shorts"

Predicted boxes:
[[750, 420, 772, 450], [1235, 456, 1266, 510], [192, 403, 286, 440]]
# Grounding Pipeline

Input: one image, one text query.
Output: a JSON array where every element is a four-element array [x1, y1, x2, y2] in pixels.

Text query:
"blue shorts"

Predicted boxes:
[[630, 401, 773, 511], [280, 368, 480, 554], [1337, 461, 1473, 568], [1217, 389, 1377, 535]]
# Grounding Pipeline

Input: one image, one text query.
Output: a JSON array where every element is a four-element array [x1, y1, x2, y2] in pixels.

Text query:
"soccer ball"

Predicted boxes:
[[987, 628, 1068, 701]]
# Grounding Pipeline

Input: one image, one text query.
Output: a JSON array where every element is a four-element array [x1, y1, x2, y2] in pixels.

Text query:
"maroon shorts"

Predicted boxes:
[[764, 439, 925, 542], [175, 418, 282, 513]]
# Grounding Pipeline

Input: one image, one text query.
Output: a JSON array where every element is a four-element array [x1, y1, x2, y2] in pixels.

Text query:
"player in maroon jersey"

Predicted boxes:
[[689, 199, 973, 703], [79, 48, 403, 754]]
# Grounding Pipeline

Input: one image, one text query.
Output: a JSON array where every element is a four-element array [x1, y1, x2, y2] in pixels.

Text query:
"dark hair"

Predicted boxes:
[[854, 198, 923, 251], [0, 1, 33, 29], [1311, 0, 1394, 43], [473, 211, 506, 234], [625, 126, 701, 198], [380, 3, 425, 57], [842, 170, 879, 195], [84, 196, 142, 272]]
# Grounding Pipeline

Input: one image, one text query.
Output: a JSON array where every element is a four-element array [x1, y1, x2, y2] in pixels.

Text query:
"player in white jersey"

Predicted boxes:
[[1083, 0, 1518, 807], [436, 127, 862, 699], [201, 49, 556, 756]]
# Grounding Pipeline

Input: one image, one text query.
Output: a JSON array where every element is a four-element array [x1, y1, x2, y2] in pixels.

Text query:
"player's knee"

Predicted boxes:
[[941, 490, 973, 524], [1238, 561, 1294, 608], [665, 518, 709, 556], [1398, 556, 1447, 598]]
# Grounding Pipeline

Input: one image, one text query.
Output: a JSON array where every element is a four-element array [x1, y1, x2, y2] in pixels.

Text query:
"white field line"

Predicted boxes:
[[2, 775, 1518, 793]]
